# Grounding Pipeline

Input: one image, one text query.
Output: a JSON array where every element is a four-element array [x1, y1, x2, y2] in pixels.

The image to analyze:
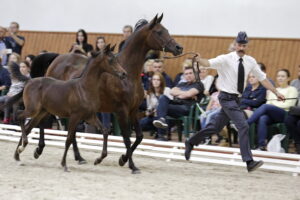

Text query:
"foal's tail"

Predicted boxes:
[[30, 53, 59, 78], [0, 90, 24, 111]]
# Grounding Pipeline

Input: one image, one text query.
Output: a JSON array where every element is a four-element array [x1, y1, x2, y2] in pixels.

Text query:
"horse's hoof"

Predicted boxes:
[[14, 153, 20, 161], [17, 146, 24, 154], [78, 159, 87, 165], [64, 167, 70, 172], [94, 158, 102, 165], [131, 168, 141, 174], [118, 155, 127, 167], [33, 149, 40, 159], [16, 161, 25, 166]]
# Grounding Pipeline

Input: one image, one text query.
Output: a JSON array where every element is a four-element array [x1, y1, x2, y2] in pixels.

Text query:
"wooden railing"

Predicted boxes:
[[19, 31, 300, 80]]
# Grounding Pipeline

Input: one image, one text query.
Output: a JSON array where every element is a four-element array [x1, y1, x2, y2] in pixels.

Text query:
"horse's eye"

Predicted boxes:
[[156, 30, 162, 35]]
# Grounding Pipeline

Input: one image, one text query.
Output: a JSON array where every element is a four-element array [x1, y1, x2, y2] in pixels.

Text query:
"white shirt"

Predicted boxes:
[[201, 75, 214, 92], [208, 51, 266, 95]]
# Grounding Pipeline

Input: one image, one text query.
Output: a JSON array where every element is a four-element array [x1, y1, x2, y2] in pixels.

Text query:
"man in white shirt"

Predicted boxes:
[[185, 32, 285, 172]]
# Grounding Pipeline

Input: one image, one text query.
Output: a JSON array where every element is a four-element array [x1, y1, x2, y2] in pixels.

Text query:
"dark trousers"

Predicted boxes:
[[140, 116, 157, 131], [189, 92, 252, 162], [247, 104, 286, 147], [284, 114, 300, 145], [157, 95, 190, 136]]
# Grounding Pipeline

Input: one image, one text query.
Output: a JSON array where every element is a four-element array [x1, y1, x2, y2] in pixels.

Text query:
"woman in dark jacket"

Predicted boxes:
[[70, 29, 93, 56]]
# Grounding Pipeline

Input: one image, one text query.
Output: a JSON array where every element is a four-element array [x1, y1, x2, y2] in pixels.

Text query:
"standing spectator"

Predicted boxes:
[[247, 69, 298, 150], [0, 26, 12, 66], [70, 29, 93, 56], [95, 36, 106, 51], [185, 32, 285, 172], [118, 25, 133, 52], [6, 22, 25, 55], [290, 65, 300, 106]]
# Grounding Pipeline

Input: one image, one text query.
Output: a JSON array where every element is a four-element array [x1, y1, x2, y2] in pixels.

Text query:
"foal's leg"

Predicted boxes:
[[86, 115, 109, 165], [61, 116, 80, 172], [33, 116, 49, 159]]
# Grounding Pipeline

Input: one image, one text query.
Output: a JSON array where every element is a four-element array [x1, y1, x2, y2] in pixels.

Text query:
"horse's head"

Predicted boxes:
[[145, 14, 183, 56], [92, 44, 127, 80]]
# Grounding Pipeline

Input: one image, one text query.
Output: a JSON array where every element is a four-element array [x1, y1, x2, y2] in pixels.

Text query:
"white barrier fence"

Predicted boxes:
[[0, 124, 299, 176]]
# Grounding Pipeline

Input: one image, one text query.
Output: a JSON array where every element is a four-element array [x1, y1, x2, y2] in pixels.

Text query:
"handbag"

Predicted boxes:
[[289, 106, 300, 117]]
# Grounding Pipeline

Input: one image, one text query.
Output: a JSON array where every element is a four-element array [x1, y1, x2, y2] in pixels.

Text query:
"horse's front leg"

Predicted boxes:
[[61, 116, 80, 172], [127, 115, 143, 173]]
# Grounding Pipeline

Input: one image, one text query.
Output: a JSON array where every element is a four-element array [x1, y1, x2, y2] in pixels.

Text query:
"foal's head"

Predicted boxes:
[[91, 44, 127, 79], [144, 14, 183, 56]]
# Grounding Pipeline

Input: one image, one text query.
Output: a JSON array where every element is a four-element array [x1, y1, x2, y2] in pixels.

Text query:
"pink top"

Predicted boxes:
[[210, 91, 221, 110]]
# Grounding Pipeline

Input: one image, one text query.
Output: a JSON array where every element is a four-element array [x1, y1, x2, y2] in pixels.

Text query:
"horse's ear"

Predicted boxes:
[[157, 13, 163, 23], [91, 50, 100, 58], [149, 14, 158, 29], [104, 44, 111, 54], [110, 44, 116, 52]]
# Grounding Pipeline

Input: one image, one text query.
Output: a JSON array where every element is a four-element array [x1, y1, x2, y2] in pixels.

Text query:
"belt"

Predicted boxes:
[[220, 91, 241, 98]]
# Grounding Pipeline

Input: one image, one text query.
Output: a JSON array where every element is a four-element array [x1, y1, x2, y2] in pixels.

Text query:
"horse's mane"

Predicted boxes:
[[8, 62, 30, 82]]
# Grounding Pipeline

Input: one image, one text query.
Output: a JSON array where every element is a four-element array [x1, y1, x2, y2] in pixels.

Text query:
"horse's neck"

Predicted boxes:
[[118, 33, 150, 80], [79, 60, 104, 92]]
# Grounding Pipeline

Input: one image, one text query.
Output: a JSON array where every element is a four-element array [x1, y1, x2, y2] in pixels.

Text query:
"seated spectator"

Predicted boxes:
[[174, 59, 192, 86], [70, 29, 93, 56], [140, 72, 171, 132], [247, 69, 298, 150], [6, 22, 25, 55], [290, 65, 300, 106], [0, 26, 12, 66], [152, 59, 173, 88], [0, 62, 29, 124], [95, 36, 106, 51], [284, 107, 300, 154], [200, 79, 221, 129], [141, 59, 154, 90], [143, 59, 173, 90], [19, 61, 31, 77], [199, 67, 214, 96], [25, 54, 35, 67], [7, 52, 21, 66], [240, 73, 266, 118], [0, 57, 11, 95], [118, 25, 133, 52], [153, 66, 204, 141], [257, 62, 275, 86]]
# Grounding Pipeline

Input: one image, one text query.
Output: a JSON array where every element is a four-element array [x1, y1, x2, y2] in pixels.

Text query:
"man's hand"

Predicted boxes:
[[275, 91, 285, 102]]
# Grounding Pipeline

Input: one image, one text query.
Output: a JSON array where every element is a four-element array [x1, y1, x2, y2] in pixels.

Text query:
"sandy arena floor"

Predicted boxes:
[[0, 140, 299, 200]]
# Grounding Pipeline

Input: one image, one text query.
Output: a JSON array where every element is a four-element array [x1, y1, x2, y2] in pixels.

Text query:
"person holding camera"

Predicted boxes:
[[153, 66, 204, 141], [0, 26, 13, 66], [6, 22, 25, 56], [140, 72, 172, 132]]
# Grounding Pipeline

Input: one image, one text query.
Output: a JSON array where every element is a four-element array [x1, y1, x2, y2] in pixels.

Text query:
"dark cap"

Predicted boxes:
[[236, 31, 248, 44], [134, 19, 148, 32]]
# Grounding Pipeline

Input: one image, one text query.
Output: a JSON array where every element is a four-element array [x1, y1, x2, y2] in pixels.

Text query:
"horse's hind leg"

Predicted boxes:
[[72, 136, 86, 164]]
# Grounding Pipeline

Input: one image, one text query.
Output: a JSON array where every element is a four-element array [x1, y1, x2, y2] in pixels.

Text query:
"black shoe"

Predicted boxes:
[[184, 140, 194, 160], [153, 118, 168, 129], [247, 160, 264, 172]]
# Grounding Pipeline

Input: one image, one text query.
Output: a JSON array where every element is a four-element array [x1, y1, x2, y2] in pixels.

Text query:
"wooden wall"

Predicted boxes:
[[19, 31, 300, 80]]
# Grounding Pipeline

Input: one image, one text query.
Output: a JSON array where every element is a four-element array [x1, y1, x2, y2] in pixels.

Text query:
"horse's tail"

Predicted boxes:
[[0, 90, 24, 111], [30, 53, 59, 78]]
